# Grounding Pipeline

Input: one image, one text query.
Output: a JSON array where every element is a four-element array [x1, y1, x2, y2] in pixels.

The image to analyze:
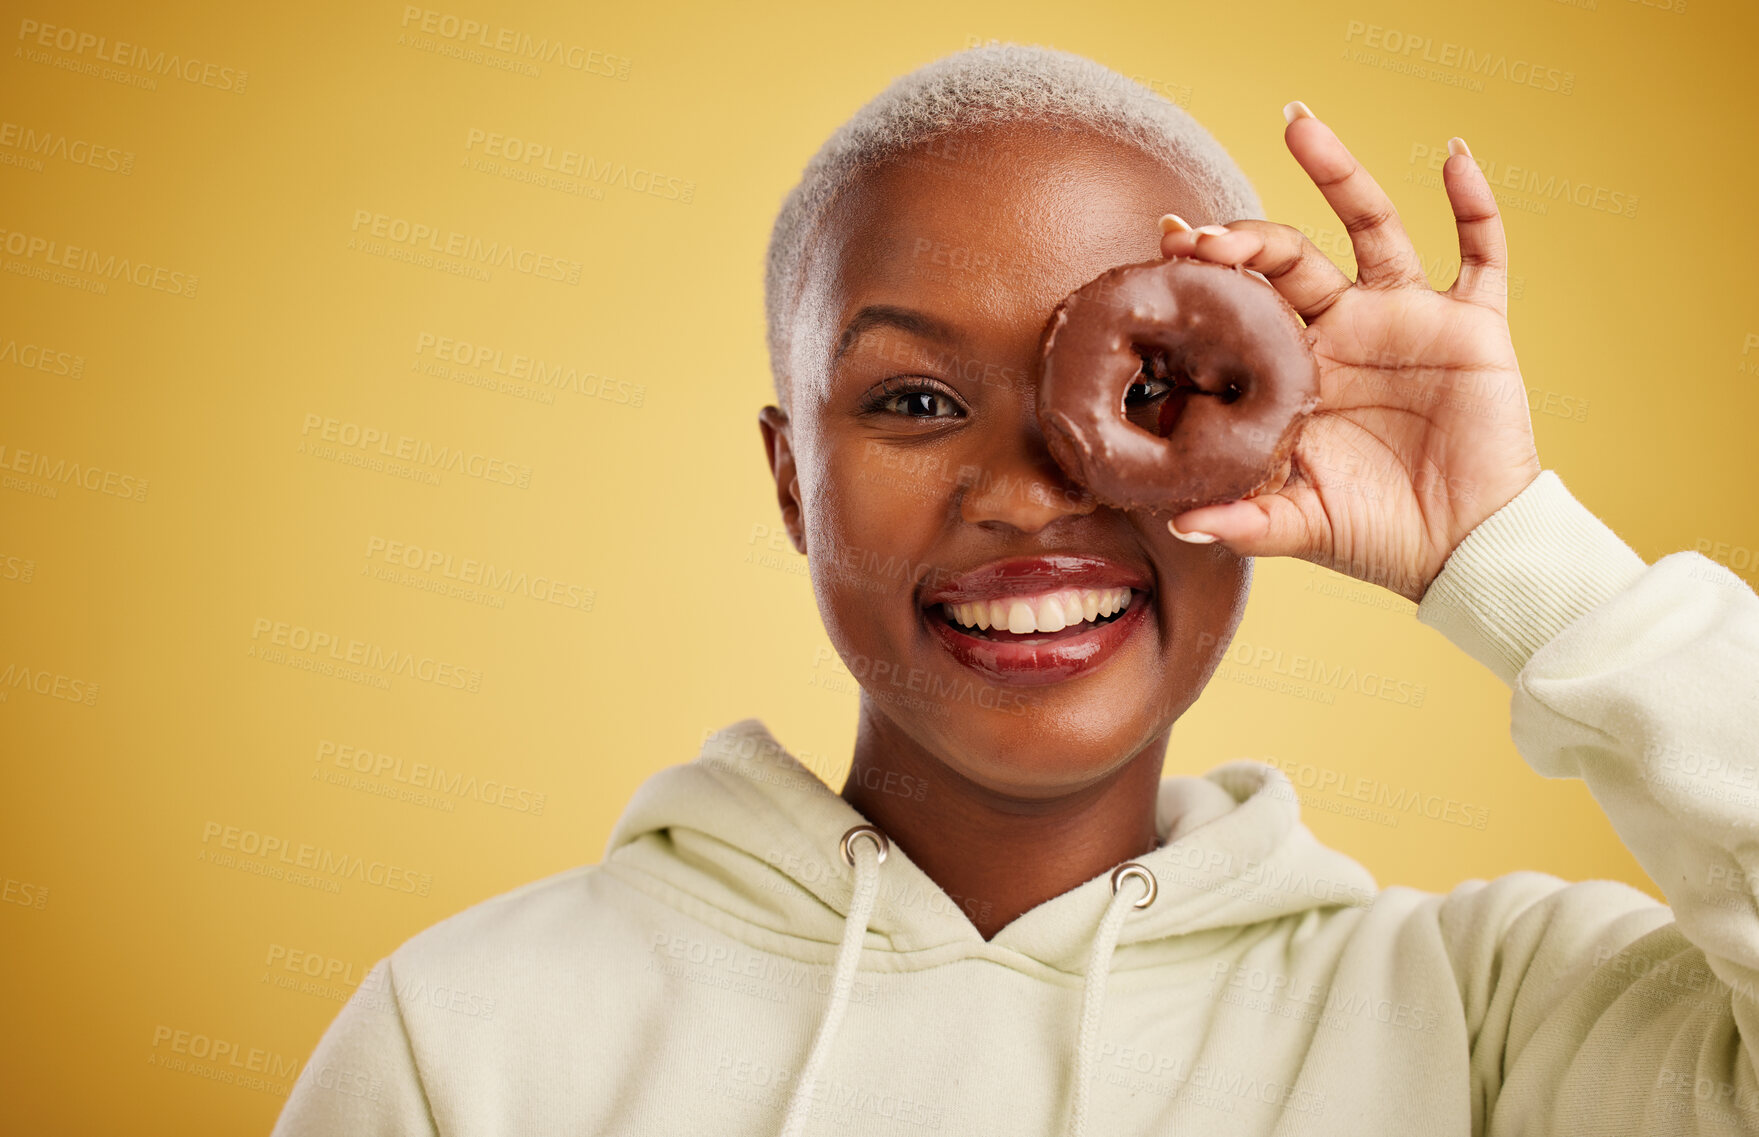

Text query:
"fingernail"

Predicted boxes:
[[1193, 224, 1229, 237], [1447, 136, 1473, 159], [1168, 519, 1218, 544], [1283, 100, 1315, 124], [1158, 213, 1192, 234]]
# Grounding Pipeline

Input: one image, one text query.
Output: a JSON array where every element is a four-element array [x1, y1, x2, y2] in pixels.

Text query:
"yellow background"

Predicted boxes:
[[2, 0, 1755, 1131]]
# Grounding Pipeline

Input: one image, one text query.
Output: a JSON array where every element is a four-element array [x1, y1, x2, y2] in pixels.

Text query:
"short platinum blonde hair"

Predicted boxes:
[[762, 41, 1264, 410]]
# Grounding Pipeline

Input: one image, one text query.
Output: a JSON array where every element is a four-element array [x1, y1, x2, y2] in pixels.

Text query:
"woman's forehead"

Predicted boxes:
[[850, 128, 1198, 266], [806, 121, 1215, 366]]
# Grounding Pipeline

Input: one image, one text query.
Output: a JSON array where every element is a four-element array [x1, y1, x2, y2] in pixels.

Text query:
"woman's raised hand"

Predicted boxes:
[[1158, 102, 1541, 603]]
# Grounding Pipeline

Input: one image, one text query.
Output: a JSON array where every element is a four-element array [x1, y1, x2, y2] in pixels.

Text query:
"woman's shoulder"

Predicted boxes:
[[1368, 869, 1667, 932], [1361, 869, 1679, 986], [383, 860, 655, 981]]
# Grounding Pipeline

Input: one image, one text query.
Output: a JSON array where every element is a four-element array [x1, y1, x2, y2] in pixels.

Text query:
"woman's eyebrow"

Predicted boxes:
[[830, 304, 958, 369]]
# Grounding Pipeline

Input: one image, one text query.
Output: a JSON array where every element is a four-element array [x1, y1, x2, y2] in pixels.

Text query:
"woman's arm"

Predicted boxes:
[[1417, 470, 1759, 1133], [1163, 102, 1759, 1130], [270, 957, 442, 1136]]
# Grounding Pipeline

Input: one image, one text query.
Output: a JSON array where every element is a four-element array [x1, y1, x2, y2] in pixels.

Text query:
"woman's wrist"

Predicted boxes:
[[1415, 470, 1648, 685]]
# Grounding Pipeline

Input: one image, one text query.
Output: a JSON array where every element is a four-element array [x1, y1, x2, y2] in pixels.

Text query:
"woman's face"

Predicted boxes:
[[760, 119, 1251, 799]]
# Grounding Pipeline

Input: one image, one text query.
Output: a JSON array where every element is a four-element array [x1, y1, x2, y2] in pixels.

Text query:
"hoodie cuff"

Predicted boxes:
[[1414, 470, 1649, 687]]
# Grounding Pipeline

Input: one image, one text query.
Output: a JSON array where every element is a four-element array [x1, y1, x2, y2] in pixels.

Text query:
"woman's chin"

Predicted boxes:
[[897, 709, 1171, 801]]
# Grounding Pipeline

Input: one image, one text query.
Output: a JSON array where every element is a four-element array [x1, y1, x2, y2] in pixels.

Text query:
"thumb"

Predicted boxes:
[[1167, 486, 1321, 560]]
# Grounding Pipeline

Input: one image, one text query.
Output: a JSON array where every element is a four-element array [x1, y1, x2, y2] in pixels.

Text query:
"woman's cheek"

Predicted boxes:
[[837, 448, 948, 543], [1173, 562, 1251, 681], [806, 479, 932, 635]]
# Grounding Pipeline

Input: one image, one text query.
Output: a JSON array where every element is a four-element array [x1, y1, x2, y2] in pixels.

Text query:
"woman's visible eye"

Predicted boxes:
[[861, 377, 964, 419], [1123, 376, 1173, 406], [1124, 349, 1176, 407]]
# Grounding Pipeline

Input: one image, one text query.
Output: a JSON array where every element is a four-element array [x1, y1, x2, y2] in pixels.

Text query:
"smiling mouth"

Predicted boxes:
[[931, 587, 1136, 643], [919, 585, 1152, 687]]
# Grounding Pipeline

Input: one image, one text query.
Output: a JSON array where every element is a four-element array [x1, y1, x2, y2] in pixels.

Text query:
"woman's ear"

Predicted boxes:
[[757, 405, 808, 555]]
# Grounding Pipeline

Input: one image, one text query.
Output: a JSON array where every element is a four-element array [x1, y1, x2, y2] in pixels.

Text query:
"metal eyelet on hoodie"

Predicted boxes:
[[1070, 861, 1158, 1137], [840, 824, 889, 866], [779, 825, 888, 1137], [1109, 862, 1157, 909]]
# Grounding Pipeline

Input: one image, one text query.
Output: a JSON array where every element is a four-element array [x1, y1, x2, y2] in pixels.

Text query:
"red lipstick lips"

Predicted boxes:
[[921, 554, 1151, 605], [920, 554, 1152, 687]]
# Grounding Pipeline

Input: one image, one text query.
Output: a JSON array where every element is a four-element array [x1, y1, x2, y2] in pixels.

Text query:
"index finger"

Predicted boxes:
[[1283, 102, 1428, 288], [1160, 221, 1353, 323]]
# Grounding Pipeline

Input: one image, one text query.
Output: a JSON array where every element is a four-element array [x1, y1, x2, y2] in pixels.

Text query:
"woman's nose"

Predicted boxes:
[[956, 418, 1097, 532]]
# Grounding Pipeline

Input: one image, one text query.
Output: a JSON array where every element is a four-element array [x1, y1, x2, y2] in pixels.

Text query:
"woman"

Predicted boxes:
[[273, 43, 1759, 1136]]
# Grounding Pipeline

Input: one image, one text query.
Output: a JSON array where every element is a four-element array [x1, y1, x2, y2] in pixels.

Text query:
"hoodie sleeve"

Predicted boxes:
[[270, 957, 441, 1137], [1414, 470, 1759, 1135]]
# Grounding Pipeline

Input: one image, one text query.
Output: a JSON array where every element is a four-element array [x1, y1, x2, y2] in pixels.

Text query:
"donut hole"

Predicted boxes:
[[1130, 347, 1240, 438], [1154, 388, 1193, 438], [1125, 347, 1188, 436]]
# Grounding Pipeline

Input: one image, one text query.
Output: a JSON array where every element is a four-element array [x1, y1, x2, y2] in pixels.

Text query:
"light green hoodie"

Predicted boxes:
[[270, 471, 1759, 1135]]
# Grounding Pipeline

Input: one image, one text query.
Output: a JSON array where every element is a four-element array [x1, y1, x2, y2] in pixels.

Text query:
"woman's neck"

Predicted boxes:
[[838, 702, 1167, 940]]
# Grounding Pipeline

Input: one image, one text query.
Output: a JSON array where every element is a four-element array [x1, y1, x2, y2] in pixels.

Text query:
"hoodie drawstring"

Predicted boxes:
[[775, 832, 1153, 1137], [778, 824, 888, 1137], [1068, 862, 1157, 1137]]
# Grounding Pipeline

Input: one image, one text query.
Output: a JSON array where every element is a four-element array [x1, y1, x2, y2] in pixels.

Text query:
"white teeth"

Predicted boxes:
[[944, 587, 1132, 634]]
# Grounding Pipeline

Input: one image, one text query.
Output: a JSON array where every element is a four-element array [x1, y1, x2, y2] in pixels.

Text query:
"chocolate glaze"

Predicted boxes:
[[1036, 256, 1321, 514]]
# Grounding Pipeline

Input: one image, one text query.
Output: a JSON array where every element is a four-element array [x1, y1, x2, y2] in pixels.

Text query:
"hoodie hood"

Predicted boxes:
[[605, 720, 1384, 1135], [604, 718, 1379, 974]]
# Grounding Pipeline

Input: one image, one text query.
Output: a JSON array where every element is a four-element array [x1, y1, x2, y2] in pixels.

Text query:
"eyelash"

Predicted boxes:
[[859, 376, 965, 419], [858, 375, 1164, 419], [1124, 375, 1173, 404]]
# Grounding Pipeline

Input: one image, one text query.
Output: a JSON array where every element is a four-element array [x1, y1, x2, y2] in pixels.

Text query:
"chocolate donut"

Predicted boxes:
[[1035, 256, 1320, 514]]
